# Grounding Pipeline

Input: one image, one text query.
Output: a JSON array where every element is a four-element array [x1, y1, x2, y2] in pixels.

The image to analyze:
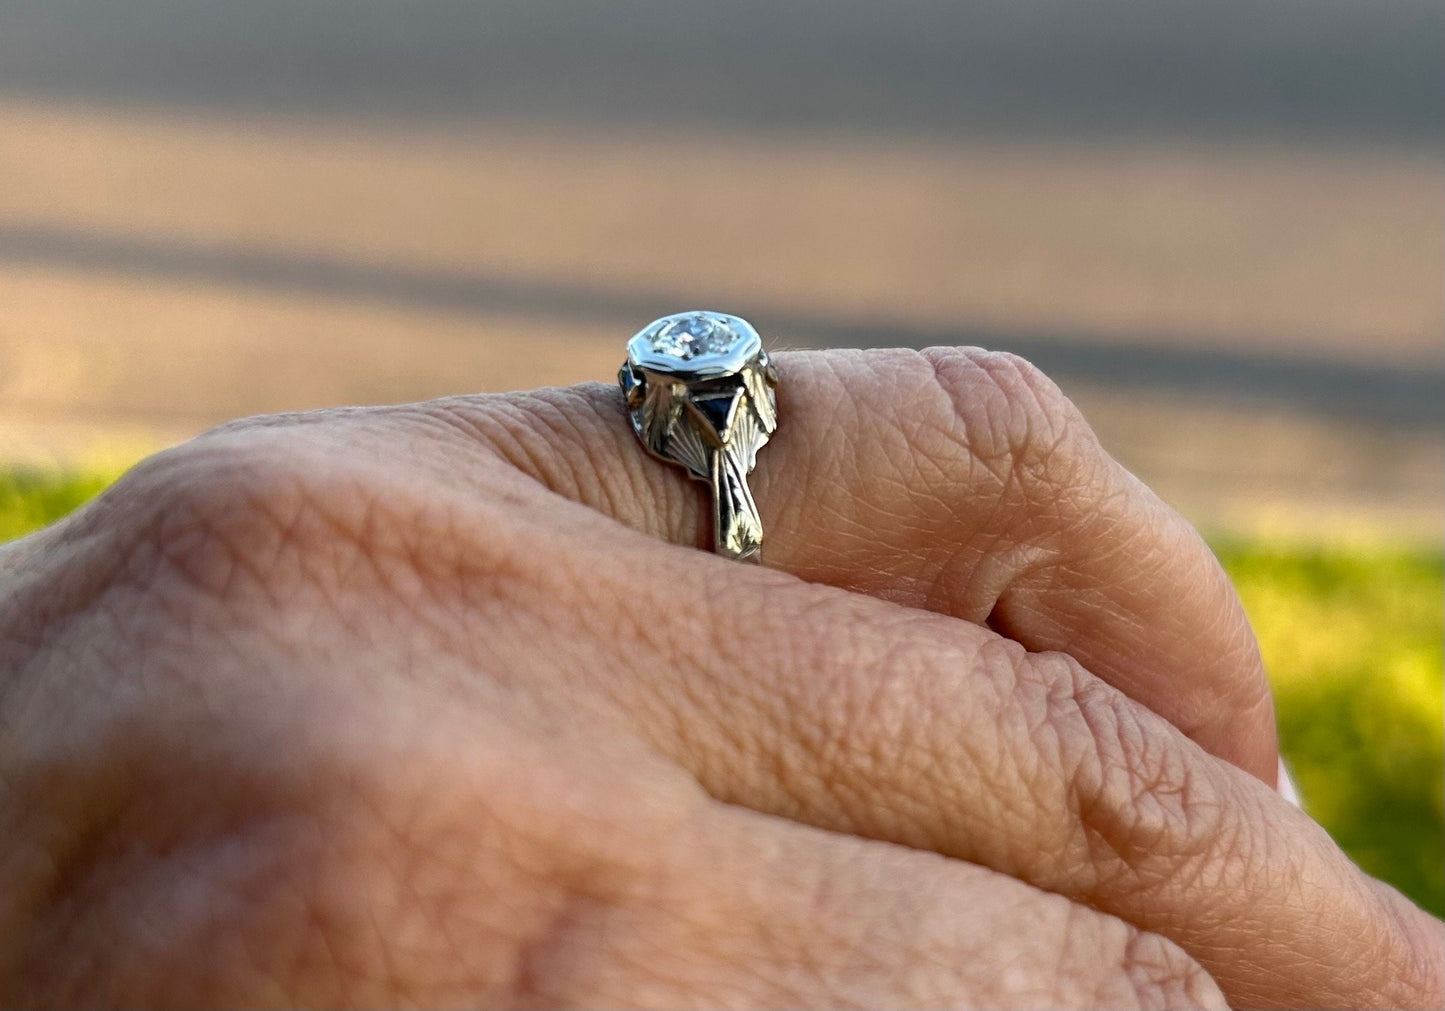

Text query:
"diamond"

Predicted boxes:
[[648, 312, 742, 360]]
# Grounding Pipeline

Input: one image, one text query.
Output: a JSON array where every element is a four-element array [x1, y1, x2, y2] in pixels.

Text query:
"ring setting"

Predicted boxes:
[[619, 311, 779, 561]]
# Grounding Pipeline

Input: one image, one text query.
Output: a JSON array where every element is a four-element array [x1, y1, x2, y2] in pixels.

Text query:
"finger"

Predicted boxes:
[[0, 555, 1218, 1011], [93, 404, 1432, 1008], [522, 797, 1228, 1010], [496, 514, 1441, 1010], [437, 346, 1276, 784]]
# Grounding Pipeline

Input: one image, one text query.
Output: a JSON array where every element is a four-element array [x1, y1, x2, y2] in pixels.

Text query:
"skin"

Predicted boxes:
[[0, 346, 1439, 1008]]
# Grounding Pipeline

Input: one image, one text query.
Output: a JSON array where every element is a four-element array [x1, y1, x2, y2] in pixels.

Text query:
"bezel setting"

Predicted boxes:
[[625, 310, 764, 379], [618, 310, 778, 561]]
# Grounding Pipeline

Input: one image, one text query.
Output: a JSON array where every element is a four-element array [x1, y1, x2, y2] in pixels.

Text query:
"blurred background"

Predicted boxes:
[[0, 1, 1441, 912]]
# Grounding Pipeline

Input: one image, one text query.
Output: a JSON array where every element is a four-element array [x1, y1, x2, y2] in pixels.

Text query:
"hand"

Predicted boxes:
[[1, 348, 1437, 1007]]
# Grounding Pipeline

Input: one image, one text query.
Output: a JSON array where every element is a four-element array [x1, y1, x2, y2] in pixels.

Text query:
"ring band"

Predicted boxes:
[[619, 311, 779, 561]]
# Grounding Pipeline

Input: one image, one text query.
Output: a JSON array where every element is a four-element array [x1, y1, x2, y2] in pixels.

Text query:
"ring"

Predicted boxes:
[[619, 311, 779, 561]]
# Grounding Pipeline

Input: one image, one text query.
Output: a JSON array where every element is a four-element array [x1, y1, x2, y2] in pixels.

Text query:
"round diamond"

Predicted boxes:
[[648, 312, 742, 360]]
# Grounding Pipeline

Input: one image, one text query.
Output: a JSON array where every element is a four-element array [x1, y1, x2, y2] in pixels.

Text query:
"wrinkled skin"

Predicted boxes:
[[0, 348, 1439, 1008]]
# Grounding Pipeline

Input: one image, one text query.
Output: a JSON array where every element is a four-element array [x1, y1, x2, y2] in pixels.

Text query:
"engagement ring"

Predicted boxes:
[[619, 311, 779, 561]]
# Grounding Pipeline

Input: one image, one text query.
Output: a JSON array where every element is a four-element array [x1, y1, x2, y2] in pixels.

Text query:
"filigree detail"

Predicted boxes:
[[620, 312, 778, 561]]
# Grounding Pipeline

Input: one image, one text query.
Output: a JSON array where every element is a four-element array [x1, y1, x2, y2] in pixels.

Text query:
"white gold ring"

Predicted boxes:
[[619, 311, 779, 561]]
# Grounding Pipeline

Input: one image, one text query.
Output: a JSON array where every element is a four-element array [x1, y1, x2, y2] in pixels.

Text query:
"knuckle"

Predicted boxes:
[[114, 433, 350, 603], [1035, 902, 1224, 1010], [109, 421, 530, 613], [1119, 929, 1229, 1010], [1, 433, 358, 739], [918, 346, 1096, 496], [1028, 651, 1226, 890]]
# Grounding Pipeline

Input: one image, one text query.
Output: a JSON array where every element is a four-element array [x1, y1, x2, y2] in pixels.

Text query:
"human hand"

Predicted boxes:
[[1, 348, 1438, 1007]]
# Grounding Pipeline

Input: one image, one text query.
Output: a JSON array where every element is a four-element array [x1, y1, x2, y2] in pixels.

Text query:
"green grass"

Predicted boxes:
[[0, 467, 125, 543], [1215, 539, 1444, 916], [4, 469, 1443, 915]]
